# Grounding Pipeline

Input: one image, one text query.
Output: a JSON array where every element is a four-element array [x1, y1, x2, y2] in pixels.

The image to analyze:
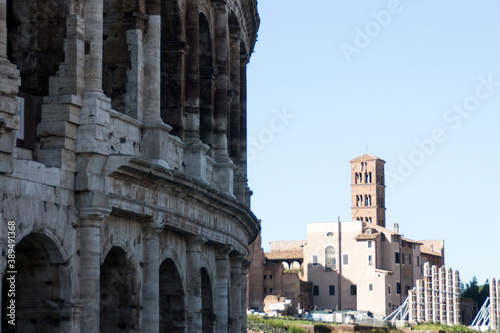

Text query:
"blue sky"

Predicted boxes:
[[246, 0, 500, 285]]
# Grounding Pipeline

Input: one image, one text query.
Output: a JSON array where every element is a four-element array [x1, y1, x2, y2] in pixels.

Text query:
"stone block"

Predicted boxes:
[[2, 176, 20, 195], [44, 167, 61, 187], [184, 143, 210, 183], [40, 136, 75, 150], [60, 169, 75, 189], [0, 95, 19, 114], [38, 148, 75, 170], [0, 130, 15, 154], [40, 103, 81, 124], [55, 187, 74, 206], [75, 153, 107, 174], [37, 120, 78, 139]]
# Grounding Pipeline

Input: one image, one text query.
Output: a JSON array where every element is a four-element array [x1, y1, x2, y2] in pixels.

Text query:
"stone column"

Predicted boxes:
[[241, 261, 250, 333], [184, 2, 200, 144], [0, 0, 8, 58], [212, 1, 236, 196], [228, 33, 241, 165], [141, 218, 162, 333], [186, 237, 204, 333], [84, 0, 104, 94], [79, 207, 110, 332], [215, 247, 231, 333], [229, 254, 243, 333]]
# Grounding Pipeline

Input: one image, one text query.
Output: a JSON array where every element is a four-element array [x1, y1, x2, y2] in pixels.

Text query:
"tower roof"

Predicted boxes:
[[350, 153, 385, 163]]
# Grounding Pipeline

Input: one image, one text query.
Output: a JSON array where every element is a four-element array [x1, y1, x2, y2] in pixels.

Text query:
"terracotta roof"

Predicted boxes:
[[355, 233, 379, 240], [420, 246, 443, 257], [350, 153, 385, 162], [401, 237, 423, 245], [265, 250, 303, 261]]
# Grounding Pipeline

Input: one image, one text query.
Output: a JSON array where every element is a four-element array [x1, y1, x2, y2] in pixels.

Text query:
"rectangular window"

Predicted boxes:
[[313, 285, 319, 296], [368, 241, 372, 248], [343, 254, 349, 265], [270, 288, 273, 293], [369, 284, 373, 291], [269, 275, 273, 279], [264, 288, 267, 293], [368, 255, 373, 266], [417, 256, 420, 267], [395, 252, 400, 264], [263, 275, 267, 279], [350, 285, 357, 296], [408, 255, 412, 266], [312, 255, 319, 266], [397, 282, 401, 294], [381, 234, 386, 242], [402, 253, 405, 265], [329, 285, 335, 296], [388, 285, 391, 294]]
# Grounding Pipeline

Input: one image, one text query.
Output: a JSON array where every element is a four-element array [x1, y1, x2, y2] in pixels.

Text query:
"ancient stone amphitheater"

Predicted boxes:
[[0, 0, 260, 331]]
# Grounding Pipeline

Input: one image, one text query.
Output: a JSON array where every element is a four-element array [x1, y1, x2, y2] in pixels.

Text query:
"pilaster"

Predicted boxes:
[[241, 260, 250, 333], [229, 254, 243, 333], [184, 142, 210, 182], [78, 207, 111, 332], [141, 217, 163, 333], [186, 236, 205, 333], [215, 246, 231, 333]]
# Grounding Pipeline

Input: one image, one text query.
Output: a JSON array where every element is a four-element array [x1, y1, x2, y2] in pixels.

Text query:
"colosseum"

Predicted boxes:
[[0, 0, 260, 332]]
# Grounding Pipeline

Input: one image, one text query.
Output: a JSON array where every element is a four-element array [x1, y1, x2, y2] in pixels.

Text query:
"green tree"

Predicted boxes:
[[461, 276, 490, 308]]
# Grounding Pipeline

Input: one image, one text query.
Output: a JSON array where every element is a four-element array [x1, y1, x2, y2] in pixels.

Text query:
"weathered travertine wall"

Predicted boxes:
[[0, 0, 260, 332]]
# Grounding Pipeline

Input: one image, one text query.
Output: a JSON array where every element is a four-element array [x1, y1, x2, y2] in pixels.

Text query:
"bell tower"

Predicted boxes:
[[350, 154, 386, 227]]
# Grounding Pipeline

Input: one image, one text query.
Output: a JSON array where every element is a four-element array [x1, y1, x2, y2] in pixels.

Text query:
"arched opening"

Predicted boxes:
[[160, 0, 184, 138], [100, 247, 139, 332], [325, 246, 336, 270], [6, 0, 66, 149], [201, 267, 214, 333], [102, 0, 136, 115], [282, 262, 290, 270], [1, 233, 71, 332], [159, 258, 185, 333], [199, 13, 214, 149]]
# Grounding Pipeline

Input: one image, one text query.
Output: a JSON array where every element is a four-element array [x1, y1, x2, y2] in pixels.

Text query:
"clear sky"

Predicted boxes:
[[246, 0, 500, 286]]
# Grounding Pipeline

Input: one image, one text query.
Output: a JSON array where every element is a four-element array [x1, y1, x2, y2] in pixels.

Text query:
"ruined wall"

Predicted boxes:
[[0, 0, 260, 332]]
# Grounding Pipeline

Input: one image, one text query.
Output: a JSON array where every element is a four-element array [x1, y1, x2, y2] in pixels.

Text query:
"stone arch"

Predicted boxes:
[[160, 0, 185, 138], [100, 246, 140, 332], [160, 258, 186, 333], [102, 0, 141, 116], [1, 232, 72, 332], [6, 0, 67, 149], [199, 12, 214, 148], [201, 266, 215, 333]]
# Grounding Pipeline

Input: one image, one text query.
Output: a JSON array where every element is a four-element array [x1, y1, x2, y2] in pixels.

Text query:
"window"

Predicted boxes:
[[369, 284, 373, 291], [325, 246, 336, 270], [388, 302, 391, 308], [408, 255, 412, 266], [402, 253, 405, 265], [368, 241, 372, 248], [381, 234, 386, 242], [264, 288, 267, 293], [270, 288, 273, 293], [368, 217, 372, 223], [327, 232, 334, 237], [388, 286, 391, 294], [397, 282, 401, 294], [343, 254, 349, 265], [269, 275, 273, 279], [395, 252, 400, 264], [329, 285, 335, 296], [312, 255, 318, 266], [263, 275, 267, 279], [417, 256, 420, 266], [350, 285, 357, 296], [368, 255, 373, 266], [313, 285, 319, 296]]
